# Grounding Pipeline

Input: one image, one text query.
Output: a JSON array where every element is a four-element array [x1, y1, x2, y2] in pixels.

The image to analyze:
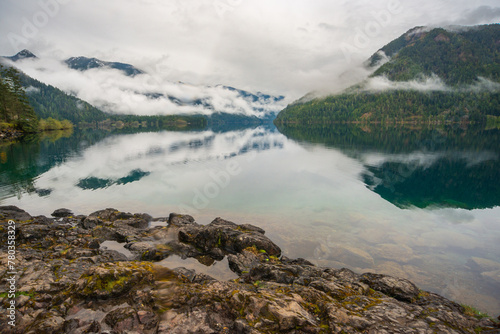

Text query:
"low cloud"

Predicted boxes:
[[11, 56, 286, 117], [362, 75, 450, 92], [362, 151, 498, 169], [2, 1, 499, 103], [361, 75, 500, 93], [469, 77, 500, 92], [25, 85, 40, 94]]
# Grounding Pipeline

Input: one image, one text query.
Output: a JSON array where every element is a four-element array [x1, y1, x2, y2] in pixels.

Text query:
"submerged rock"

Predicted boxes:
[[0, 206, 497, 334], [467, 257, 500, 273]]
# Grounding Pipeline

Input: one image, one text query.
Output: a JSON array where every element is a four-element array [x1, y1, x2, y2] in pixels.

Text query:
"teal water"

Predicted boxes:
[[1, 124, 499, 315]]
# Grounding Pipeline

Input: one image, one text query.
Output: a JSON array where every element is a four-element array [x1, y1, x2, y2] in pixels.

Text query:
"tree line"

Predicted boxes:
[[274, 90, 500, 125]]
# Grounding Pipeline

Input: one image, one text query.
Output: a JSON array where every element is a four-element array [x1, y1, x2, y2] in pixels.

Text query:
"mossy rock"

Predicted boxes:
[[73, 262, 155, 299]]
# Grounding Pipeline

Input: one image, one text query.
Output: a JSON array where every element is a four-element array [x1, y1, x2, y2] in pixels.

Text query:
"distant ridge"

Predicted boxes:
[[64, 56, 144, 77], [4, 50, 286, 119], [4, 49, 38, 62]]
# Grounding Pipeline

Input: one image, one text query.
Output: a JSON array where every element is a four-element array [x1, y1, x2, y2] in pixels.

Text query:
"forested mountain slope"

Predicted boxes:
[[275, 24, 500, 125]]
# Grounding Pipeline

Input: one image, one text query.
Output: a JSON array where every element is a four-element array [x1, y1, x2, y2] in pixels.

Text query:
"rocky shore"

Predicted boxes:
[[0, 206, 498, 334]]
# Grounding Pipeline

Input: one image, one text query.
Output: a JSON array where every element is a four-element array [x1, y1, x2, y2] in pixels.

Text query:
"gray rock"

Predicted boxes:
[[115, 217, 149, 229], [81, 216, 103, 229], [227, 250, 262, 275], [167, 213, 197, 227], [0, 205, 33, 221], [173, 267, 217, 284], [178, 217, 281, 257], [360, 273, 420, 302], [103, 307, 140, 332], [1, 207, 494, 334], [52, 208, 74, 218]]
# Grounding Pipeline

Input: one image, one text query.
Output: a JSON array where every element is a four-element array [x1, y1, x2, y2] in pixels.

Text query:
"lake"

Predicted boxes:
[[1, 123, 499, 316]]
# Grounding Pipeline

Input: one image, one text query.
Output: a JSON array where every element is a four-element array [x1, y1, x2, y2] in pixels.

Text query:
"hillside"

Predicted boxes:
[[275, 24, 500, 125], [0, 64, 39, 134], [0, 58, 216, 131], [369, 25, 500, 85], [18, 69, 109, 123]]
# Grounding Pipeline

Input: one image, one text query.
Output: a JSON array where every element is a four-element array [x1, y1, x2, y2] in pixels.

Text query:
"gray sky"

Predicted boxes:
[[1, 0, 499, 100]]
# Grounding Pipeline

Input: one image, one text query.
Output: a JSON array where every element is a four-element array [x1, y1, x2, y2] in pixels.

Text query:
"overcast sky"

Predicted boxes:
[[1, 0, 499, 100]]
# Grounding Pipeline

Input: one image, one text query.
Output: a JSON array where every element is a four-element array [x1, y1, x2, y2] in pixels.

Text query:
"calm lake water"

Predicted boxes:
[[1, 124, 499, 315]]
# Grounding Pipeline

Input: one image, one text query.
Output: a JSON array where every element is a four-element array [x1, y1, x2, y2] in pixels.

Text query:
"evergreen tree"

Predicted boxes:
[[0, 64, 39, 132]]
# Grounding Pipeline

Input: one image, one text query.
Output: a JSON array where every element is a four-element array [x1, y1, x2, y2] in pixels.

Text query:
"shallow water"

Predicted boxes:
[[1, 125, 499, 315]]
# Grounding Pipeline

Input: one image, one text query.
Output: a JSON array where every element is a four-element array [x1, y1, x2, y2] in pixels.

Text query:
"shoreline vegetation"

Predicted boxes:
[[0, 206, 498, 333], [272, 91, 500, 127]]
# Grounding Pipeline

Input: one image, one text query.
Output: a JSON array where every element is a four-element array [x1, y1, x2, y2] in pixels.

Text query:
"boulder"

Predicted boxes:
[[0, 205, 32, 221], [52, 208, 74, 218], [227, 249, 262, 275], [360, 273, 420, 302], [178, 217, 281, 257], [168, 213, 198, 227]]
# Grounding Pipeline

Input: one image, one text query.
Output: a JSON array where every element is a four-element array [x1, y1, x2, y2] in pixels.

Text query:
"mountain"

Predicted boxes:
[[153, 84, 285, 118], [368, 25, 500, 85], [64, 56, 144, 76], [221, 86, 285, 104], [275, 24, 500, 126], [1, 61, 268, 133], [4, 49, 38, 62], [20, 72, 108, 123], [6, 50, 285, 119], [4, 51, 143, 77], [0, 59, 205, 132], [19, 69, 208, 128]]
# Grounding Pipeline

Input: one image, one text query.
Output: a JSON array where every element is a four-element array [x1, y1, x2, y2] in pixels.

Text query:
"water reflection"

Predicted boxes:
[[361, 151, 500, 210], [0, 129, 90, 200], [77, 169, 151, 190], [0, 126, 287, 214], [277, 123, 500, 210], [1, 124, 499, 315]]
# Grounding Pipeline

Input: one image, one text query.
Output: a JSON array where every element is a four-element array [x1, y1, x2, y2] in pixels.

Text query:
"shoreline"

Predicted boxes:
[[0, 129, 24, 142], [0, 206, 498, 333]]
